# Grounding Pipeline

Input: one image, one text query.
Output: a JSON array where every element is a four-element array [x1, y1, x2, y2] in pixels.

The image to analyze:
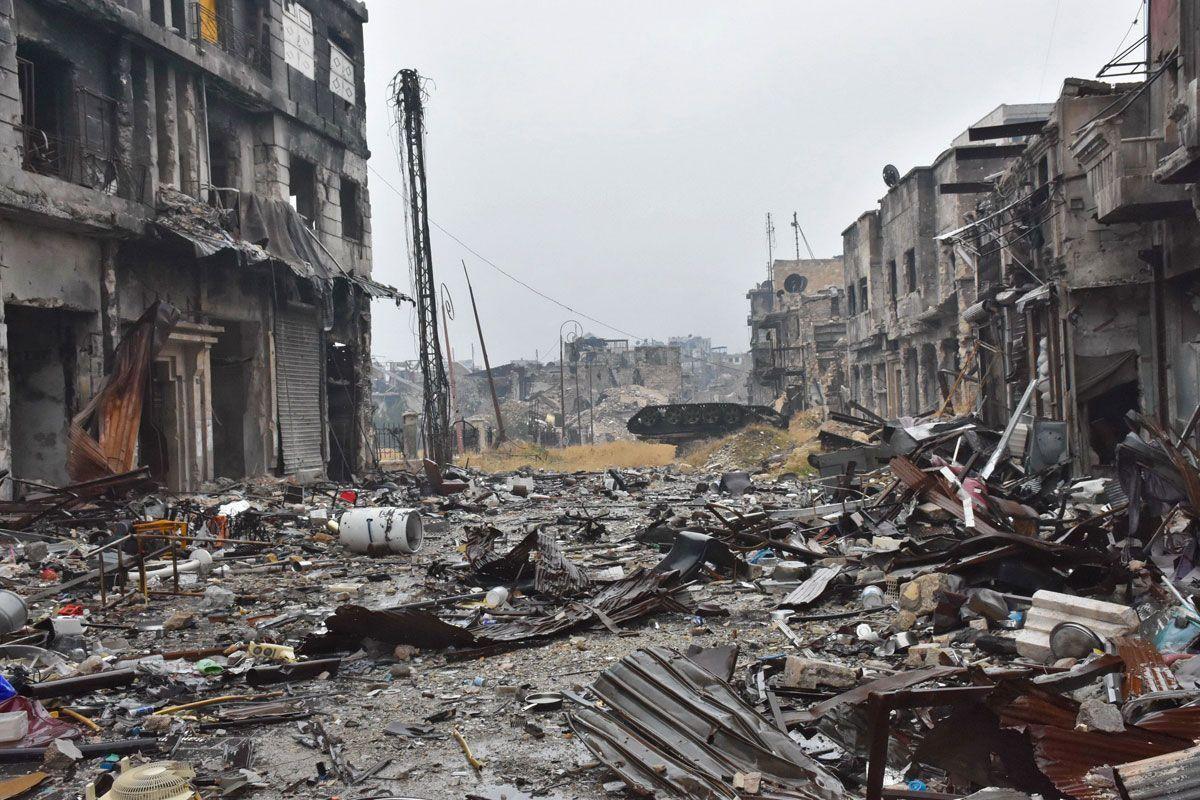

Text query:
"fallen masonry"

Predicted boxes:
[[0, 402, 1191, 799]]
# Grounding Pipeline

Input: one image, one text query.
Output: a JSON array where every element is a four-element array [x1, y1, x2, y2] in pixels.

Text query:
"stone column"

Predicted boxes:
[[114, 39, 136, 201], [100, 241, 120, 373], [155, 61, 180, 187], [133, 53, 159, 203], [0, 0, 23, 167], [175, 71, 199, 197], [353, 288, 374, 474]]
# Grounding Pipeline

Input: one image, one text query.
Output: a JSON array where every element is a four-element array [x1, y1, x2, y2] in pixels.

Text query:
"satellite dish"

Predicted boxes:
[[783, 274, 808, 294], [883, 164, 901, 188]]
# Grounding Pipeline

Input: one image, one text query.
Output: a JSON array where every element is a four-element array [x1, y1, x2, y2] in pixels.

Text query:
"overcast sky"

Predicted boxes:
[[362, 0, 1144, 366]]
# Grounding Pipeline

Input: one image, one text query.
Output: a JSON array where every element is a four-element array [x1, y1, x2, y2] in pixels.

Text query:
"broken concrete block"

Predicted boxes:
[[162, 612, 196, 632], [899, 573, 957, 616], [1076, 698, 1125, 733], [780, 656, 859, 690], [23, 542, 48, 563], [41, 738, 82, 772], [967, 589, 1009, 621], [733, 771, 762, 794], [1013, 590, 1139, 662]]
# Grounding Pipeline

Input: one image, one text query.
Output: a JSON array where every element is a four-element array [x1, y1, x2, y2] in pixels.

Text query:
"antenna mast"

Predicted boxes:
[[765, 212, 776, 281], [791, 211, 816, 260], [391, 69, 451, 465]]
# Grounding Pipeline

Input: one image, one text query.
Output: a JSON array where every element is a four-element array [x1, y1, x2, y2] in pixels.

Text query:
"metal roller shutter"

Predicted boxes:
[[275, 305, 325, 476]]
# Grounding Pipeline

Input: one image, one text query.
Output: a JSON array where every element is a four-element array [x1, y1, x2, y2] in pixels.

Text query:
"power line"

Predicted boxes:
[[366, 162, 753, 375], [367, 163, 642, 340]]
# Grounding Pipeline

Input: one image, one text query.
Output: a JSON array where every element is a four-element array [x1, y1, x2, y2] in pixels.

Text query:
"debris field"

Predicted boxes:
[[0, 402, 1196, 800]]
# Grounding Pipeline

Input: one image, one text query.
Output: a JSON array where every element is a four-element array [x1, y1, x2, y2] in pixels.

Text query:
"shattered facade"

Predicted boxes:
[[841, 105, 1051, 422], [0, 0, 383, 493], [747, 257, 845, 409]]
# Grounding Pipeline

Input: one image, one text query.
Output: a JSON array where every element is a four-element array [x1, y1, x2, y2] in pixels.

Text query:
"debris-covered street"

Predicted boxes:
[[3, 1, 1200, 798], [3, 406, 1200, 799]]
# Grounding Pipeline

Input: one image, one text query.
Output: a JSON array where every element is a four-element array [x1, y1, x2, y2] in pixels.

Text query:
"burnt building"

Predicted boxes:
[[830, 0, 1200, 475], [0, 0, 394, 493], [747, 257, 845, 409], [841, 105, 1051, 419]]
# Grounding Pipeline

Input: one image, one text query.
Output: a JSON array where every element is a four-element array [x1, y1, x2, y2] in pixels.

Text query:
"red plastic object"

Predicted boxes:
[[0, 696, 80, 748]]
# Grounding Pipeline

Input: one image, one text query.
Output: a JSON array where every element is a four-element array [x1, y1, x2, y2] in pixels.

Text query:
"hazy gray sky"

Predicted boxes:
[[363, 0, 1143, 365]]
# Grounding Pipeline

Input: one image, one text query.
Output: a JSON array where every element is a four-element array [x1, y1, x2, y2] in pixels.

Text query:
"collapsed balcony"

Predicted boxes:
[[1073, 117, 1191, 224]]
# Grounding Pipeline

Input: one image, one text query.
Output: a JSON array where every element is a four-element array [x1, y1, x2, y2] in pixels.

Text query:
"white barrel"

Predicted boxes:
[[337, 508, 424, 555], [0, 591, 27, 636]]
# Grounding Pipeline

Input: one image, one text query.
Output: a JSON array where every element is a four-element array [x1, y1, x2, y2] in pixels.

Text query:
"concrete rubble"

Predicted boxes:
[[0, 399, 1189, 799]]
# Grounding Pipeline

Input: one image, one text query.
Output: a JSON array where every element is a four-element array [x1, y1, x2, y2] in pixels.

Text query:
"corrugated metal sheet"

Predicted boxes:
[[568, 647, 845, 800], [275, 305, 325, 476], [781, 566, 842, 606], [997, 685, 1196, 800], [1109, 743, 1200, 800]]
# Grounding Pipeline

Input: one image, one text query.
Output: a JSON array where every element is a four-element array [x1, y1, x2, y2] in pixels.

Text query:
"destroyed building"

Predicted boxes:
[[669, 335, 748, 403], [840, 105, 1051, 420], [746, 257, 845, 409], [0, 0, 391, 493]]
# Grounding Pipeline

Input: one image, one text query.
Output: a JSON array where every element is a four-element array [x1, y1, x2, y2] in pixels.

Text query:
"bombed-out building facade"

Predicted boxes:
[[749, 1, 1200, 474], [746, 257, 845, 409], [0, 0, 388, 494]]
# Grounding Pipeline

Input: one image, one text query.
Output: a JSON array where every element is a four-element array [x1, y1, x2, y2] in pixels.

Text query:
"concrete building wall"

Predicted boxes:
[[0, 0, 379, 492]]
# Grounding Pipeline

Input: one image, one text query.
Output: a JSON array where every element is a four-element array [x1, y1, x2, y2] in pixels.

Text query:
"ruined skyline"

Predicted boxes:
[[364, 0, 1142, 365]]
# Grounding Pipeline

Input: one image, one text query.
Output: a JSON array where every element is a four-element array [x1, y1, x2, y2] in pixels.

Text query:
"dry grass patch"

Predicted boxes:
[[466, 440, 676, 473]]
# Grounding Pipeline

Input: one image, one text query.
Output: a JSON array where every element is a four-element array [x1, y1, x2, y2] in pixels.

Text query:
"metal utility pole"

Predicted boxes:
[[392, 68, 450, 465], [558, 320, 580, 447], [462, 261, 506, 445], [587, 356, 595, 444], [440, 286, 464, 455], [791, 212, 816, 260]]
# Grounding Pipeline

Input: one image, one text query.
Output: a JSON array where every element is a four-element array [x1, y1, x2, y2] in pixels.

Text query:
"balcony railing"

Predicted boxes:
[[188, 2, 270, 76], [18, 126, 150, 204]]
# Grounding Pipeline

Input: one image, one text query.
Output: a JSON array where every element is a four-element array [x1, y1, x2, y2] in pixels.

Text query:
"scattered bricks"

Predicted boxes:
[[733, 771, 762, 794], [1076, 698, 1126, 733], [780, 656, 859, 690]]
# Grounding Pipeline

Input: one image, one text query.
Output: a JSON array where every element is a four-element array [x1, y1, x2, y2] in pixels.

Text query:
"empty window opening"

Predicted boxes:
[[830, 295, 840, 316], [17, 42, 70, 178], [150, 0, 166, 26], [858, 278, 869, 312], [888, 259, 898, 305], [904, 248, 917, 293], [340, 176, 361, 240], [289, 155, 318, 227], [847, 285, 857, 315], [171, 0, 187, 33]]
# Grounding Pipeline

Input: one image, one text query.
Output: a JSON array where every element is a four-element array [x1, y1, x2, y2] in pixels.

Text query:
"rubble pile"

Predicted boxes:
[[588, 384, 670, 442], [0, 404, 1196, 799]]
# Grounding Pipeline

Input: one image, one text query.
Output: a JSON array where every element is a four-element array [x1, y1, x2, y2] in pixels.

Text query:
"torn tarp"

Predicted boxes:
[[153, 188, 410, 301], [239, 193, 335, 284], [568, 647, 845, 800]]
